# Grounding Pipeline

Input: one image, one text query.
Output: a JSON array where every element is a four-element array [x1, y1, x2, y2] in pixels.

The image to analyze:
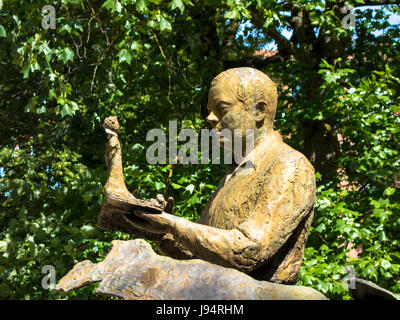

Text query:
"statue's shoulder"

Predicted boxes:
[[271, 142, 315, 175]]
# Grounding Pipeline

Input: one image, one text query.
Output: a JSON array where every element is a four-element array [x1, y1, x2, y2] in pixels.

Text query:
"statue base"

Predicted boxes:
[[56, 239, 327, 300]]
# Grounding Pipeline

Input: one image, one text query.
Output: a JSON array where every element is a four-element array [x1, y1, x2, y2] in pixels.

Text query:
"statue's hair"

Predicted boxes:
[[211, 67, 278, 125]]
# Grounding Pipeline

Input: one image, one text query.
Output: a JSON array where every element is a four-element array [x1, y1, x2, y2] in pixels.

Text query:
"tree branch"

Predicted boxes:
[[353, 0, 400, 6], [223, 54, 287, 70], [266, 29, 297, 55]]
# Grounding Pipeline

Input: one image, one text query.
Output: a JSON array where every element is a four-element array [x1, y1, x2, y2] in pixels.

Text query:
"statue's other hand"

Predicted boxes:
[[130, 210, 173, 234], [126, 194, 174, 234]]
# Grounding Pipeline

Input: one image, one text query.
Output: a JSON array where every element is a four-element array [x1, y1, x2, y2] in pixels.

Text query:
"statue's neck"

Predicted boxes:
[[254, 126, 272, 146], [231, 127, 282, 167]]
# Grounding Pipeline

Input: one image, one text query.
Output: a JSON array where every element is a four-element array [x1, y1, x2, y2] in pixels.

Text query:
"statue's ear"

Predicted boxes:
[[254, 101, 267, 124]]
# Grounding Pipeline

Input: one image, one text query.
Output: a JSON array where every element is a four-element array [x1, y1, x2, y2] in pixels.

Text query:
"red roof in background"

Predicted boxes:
[[254, 49, 279, 58]]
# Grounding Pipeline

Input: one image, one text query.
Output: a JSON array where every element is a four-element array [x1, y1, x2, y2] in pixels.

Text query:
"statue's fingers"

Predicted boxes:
[[156, 193, 165, 204], [149, 198, 158, 206], [133, 208, 150, 219], [134, 209, 161, 222], [164, 197, 174, 213]]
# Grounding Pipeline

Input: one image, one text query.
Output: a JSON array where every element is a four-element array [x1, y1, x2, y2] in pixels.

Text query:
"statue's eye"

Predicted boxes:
[[218, 103, 229, 115]]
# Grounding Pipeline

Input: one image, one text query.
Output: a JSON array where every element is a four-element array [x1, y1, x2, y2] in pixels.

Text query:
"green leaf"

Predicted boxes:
[[379, 231, 388, 241], [0, 241, 7, 253], [320, 244, 329, 251], [185, 184, 195, 194], [226, 9, 241, 20], [21, 63, 30, 78], [60, 103, 73, 117], [60, 24, 72, 34], [30, 59, 40, 72], [160, 17, 172, 31], [171, 183, 182, 189], [303, 275, 313, 285], [0, 25, 6, 38], [36, 106, 47, 114], [81, 225, 95, 234], [130, 41, 140, 51], [118, 49, 133, 65], [315, 223, 326, 233], [389, 264, 400, 273], [58, 47, 75, 63], [170, 0, 185, 13], [155, 181, 166, 191], [137, 0, 148, 13], [57, 99, 77, 117], [383, 187, 395, 197], [102, 0, 122, 13], [381, 259, 391, 270], [39, 43, 52, 55], [318, 197, 332, 210], [69, 101, 79, 112]]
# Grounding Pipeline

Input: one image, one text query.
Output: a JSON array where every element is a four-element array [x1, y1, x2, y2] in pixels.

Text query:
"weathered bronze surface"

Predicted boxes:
[[58, 67, 325, 299], [127, 68, 316, 285], [348, 278, 398, 300], [98, 116, 165, 241], [57, 239, 327, 300]]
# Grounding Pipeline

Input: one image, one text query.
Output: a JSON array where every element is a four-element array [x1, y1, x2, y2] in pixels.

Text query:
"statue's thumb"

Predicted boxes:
[[164, 197, 174, 213]]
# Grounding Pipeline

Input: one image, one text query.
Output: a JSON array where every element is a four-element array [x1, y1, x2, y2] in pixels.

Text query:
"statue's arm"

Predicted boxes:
[[163, 155, 315, 273], [154, 233, 195, 259], [163, 214, 259, 272]]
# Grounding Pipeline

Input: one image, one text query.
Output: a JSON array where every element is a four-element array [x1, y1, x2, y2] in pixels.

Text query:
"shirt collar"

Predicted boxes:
[[227, 130, 283, 180]]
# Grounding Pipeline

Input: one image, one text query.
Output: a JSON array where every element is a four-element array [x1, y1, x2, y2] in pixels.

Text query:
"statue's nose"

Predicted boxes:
[[206, 111, 219, 126]]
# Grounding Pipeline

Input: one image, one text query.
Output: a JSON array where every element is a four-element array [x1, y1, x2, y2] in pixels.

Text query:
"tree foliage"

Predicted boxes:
[[0, 0, 399, 299]]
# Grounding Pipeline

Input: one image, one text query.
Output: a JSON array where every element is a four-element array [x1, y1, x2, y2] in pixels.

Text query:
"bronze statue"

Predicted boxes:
[[126, 68, 316, 284], [57, 67, 324, 299]]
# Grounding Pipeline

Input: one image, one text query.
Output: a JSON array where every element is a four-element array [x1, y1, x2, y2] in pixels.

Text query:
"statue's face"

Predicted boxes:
[[104, 116, 120, 132], [206, 77, 256, 147]]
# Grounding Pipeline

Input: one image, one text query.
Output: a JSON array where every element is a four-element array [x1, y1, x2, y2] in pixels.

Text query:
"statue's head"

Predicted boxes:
[[103, 116, 120, 132], [206, 68, 277, 142]]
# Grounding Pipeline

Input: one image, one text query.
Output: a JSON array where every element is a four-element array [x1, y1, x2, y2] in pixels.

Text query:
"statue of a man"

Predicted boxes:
[[127, 67, 316, 285]]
